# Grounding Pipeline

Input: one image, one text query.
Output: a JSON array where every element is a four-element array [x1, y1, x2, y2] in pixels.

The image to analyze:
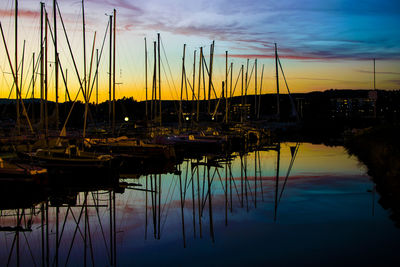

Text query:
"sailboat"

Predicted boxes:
[[85, 136, 177, 175], [17, 144, 116, 177], [0, 157, 47, 184]]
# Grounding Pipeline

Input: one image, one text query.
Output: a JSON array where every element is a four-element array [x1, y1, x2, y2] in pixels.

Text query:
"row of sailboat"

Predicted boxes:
[[0, 0, 296, 189], [1, 0, 297, 134]]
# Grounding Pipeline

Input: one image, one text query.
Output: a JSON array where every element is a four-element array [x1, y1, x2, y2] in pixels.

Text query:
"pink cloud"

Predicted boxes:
[[0, 8, 39, 19]]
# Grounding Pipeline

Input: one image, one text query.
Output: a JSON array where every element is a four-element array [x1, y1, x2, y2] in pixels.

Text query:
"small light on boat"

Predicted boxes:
[[124, 117, 129, 122], [211, 117, 215, 120], [185, 116, 189, 121]]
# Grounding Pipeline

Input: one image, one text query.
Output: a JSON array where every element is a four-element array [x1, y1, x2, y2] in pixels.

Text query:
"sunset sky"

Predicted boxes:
[[0, 0, 399, 102]]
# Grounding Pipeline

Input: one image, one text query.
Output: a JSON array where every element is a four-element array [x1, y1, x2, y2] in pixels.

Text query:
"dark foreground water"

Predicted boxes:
[[1, 143, 400, 266]]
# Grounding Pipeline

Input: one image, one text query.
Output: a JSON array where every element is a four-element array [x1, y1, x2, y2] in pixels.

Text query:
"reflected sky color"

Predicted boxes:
[[1, 143, 399, 265], [0, 0, 399, 101]]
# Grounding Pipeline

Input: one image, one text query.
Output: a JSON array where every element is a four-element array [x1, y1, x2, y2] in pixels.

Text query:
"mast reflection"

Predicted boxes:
[[1, 143, 306, 266]]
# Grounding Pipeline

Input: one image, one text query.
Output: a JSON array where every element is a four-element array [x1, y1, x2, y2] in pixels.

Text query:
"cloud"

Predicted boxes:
[[88, 0, 142, 13], [357, 70, 400, 75], [2, 0, 399, 62], [0, 8, 39, 19]]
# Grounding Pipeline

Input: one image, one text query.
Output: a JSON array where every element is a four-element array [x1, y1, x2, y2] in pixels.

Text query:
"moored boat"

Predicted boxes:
[[17, 145, 117, 177], [0, 157, 47, 185]]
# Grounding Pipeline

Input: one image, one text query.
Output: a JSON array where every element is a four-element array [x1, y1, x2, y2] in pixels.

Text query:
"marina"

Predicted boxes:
[[0, 0, 399, 266]]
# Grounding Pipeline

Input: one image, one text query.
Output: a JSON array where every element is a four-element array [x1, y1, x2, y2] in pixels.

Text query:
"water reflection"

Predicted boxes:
[[1, 143, 400, 266]]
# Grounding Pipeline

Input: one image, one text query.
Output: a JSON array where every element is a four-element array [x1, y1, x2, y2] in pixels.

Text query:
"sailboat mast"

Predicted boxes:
[[254, 59, 257, 117], [32, 52, 35, 123], [258, 64, 264, 119], [145, 37, 148, 121], [45, 11, 49, 137], [65, 69, 68, 102], [157, 33, 161, 126], [208, 41, 214, 115], [112, 9, 116, 135], [179, 44, 186, 128], [108, 14, 112, 130], [241, 64, 244, 123], [15, 0, 20, 134], [241, 64, 244, 105], [225, 51, 228, 124], [245, 58, 249, 106], [230, 62, 233, 99], [152, 41, 156, 122], [96, 49, 99, 106], [196, 47, 202, 122], [82, 0, 87, 99], [275, 43, 280, 119], [20, 40, 25, 108], [40, 2, 44, 132], [54, 0, 59, 128], [192, 50, 196, 125], [82, 0, 88, 139]]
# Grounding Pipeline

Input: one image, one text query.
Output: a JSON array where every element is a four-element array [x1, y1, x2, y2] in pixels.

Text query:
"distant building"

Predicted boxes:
[[330, 97, 375, 118], [231, 104, 251, 122]]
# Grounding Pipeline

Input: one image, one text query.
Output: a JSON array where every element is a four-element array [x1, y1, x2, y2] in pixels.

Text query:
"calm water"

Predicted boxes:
[[1, 143, 400, 266]]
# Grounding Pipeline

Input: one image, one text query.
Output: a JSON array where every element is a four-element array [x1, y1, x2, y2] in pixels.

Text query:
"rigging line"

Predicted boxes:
[[69, 207, 85, 240], [51, 206, 70, 267], [6, 58, 22, 99], [160, 37, 179, 95], [245, 62, 255, 94], [229, 164, 242, 202], [64, 193, 88, 267], [86, 204, 96, 267], [90, 192, 110, 262], [257, 64, 265, 119], [88, 20, 110, 101], [231, 66, 241, 97], [245, 173, 255, 204], [56, 207, 72, 237], [6, 38, 29, 99], [159, 57, 176, 100], [201, 56, 219, 100], [185, 76, 198, 101], [0, 65, 13, 97], [160, 176, 179, 234], [278, 143, 300, 203], [56, 1, 86, 103], [160, 56, 179, 108], [24, 51, 41, 99], [19, 42, 30, 99], [215, 167, 227, 195], [158, 175, 176, 220], [159, 58, 179, 114], [45, 18, 74, 102], [6, 216, 20, 266], [56, 1, 95, 135], [183, 161, 190, 201], [0, 22, 34, 133], [201, 167, 218, 212], [86, 31, 98, 102], [278, 56, 299, 120], [161, 173, 179, 218], [118, 188, 135, 234], [211, 89, 223, 118], [8, 209, 25, 266], [22, 231, 38, 267]]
